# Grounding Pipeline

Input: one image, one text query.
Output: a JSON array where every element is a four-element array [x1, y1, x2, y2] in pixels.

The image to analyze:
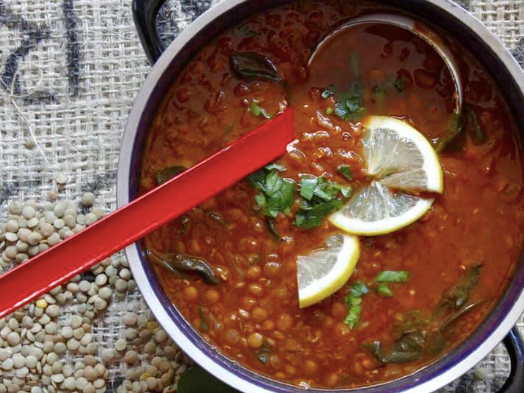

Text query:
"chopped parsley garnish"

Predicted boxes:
[[375, 270, 410, 297], [295, 200, 343, 229], [299, 176, 317, 200], [155, 165, 186, 185], [300, 176, 350, 201], [321, 85, 336, 99], [249, 100, 272, 119], [295, 176, 351, 229], [394, 77, 407, 92], [337, 165, 353, 181], [248, 165, 294, 218], [350, 281, 369, 297], [264, 163, 286, 172], [344, 281, 369, 329], [375, 270, 410, 282], [334, 81, 366, 122], [377, 283, 393, 297]]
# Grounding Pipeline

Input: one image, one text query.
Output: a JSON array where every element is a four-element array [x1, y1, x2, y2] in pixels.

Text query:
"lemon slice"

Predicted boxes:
[[297, 233, 360, 308], [329, 116, 443, 236]]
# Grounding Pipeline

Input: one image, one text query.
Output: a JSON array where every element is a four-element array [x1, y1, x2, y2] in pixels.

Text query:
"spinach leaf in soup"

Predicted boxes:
[[230, 52, 282, 83], [433, 264, 482, 319], [364, 265, 483, 365], [434, 106, 487, 153], [466, 105, 487, 144], [434, 112, 465, 153], [147, 250, 219, 285], [155, 165, 186, 185]]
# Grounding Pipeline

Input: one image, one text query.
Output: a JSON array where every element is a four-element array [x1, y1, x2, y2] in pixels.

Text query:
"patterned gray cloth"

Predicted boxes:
[[0, 0, 523, 391]]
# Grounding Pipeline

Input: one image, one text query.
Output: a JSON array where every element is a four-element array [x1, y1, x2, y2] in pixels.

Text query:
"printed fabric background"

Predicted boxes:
[[0, 0, 523, 391]]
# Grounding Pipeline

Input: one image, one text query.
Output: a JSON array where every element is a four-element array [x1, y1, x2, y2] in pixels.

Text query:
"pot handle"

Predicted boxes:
[[498, 328, 524, 393], [132, 0, 168, 64]]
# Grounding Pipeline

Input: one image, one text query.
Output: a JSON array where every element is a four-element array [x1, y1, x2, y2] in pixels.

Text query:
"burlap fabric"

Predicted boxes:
[[0, 0, 523, 391]]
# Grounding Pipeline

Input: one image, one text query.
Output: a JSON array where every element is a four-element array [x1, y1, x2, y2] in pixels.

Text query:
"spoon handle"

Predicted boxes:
[[0, 109, 294, 318]]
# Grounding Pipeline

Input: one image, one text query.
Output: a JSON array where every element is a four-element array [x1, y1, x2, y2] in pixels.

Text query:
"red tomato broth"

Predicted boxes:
[[139, 0, 524, 389]]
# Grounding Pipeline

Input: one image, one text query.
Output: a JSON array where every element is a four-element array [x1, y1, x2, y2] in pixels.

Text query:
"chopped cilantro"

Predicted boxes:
[[250, 100, 272, 119], [299, 176, 348, 202], [326, 107, 334, 115], [265, 171, 282, 194], [294, 200, 343, 229], [248, 167, 294, 218], [254, 194, 267, 207], [340, 186, 352, 198], [394, 77, 407, 92], [344, 281, 368, 329], [299, 176, 317, 200], [295, 175, 351, 229], [334, 82, 366, 122], [321, 85, 336, 99], [337, 165, 353, 181], [375, 271, 410, 298], [265, 163, 286, 172], [375, 271, 410, 283], [377, 283, 393, 297], [351, 281, 369, 297]]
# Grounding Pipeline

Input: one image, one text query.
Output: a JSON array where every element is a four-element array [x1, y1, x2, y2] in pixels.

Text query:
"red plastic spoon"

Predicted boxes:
[[0, 108, 295, 319]]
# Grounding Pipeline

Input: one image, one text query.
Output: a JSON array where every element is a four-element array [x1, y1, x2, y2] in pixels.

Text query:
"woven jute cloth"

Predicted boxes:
[[0, 0, 523, 391]]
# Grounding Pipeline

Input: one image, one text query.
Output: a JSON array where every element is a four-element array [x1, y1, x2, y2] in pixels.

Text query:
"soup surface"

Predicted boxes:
[[140, 1, 524, 389]]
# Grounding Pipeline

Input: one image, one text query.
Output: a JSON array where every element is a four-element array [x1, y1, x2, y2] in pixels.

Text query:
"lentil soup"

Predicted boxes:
[[139, 0, 524, 389]]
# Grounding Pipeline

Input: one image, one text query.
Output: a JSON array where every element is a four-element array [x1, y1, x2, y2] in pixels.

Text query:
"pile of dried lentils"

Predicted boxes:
[[0, 190, 189, 392]]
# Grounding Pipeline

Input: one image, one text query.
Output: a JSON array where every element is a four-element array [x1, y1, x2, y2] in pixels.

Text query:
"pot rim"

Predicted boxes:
[[117, 0, 524, 392]]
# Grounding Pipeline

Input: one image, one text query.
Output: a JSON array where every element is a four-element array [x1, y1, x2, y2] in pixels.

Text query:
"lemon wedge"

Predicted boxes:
[[329, 116, 443, 236], [297, 233, 360, 308]]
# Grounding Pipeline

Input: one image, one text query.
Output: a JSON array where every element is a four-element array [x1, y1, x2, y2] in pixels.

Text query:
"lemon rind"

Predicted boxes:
[[363, 116, 443, 193], [328, 197, 433, 236], [298, 234, 360, 308]]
